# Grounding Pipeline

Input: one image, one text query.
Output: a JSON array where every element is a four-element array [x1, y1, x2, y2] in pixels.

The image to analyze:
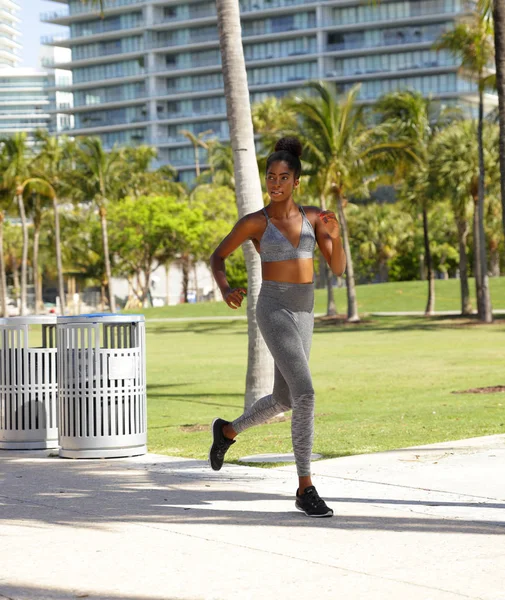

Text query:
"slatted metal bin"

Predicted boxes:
[[57, 314, 146, 459], [0, 316, 58, 450]]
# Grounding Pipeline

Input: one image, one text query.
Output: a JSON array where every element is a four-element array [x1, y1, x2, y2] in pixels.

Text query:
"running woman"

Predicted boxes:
[[209, 137, 346, 517]]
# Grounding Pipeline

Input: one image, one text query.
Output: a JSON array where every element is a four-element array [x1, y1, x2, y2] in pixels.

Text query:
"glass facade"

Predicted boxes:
[[44, 0, 482, 176], [0, 71, 53, 138]]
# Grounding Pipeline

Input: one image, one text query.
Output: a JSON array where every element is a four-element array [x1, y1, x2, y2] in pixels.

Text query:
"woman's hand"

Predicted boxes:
[[223, 287, 247, 309], [318, 211, 341, 240]]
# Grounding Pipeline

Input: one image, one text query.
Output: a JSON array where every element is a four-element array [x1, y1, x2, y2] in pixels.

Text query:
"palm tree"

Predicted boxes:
[[73, 137, 122, 313], [216, 0, 274, 409], [179, 129, 213, 178], [430, 120, 500, 315], [434, 14, 495, 322], [0, 133, 34, 315], [207, 141, 235, 190], [376, 91, 458, 316], [288, 82, 411, 322], [31, 132, 77, 315]]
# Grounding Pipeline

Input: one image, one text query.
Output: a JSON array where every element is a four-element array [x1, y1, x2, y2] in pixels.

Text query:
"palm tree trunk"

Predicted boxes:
[[194, 144, 200, 178], [336, 196, 359, 322], [16, 192, 28, 316], [493, 0, 505, 243], [181, 254, 190, 302], [326, 263, 336, 316], [53, 196, 66, 315], [0, 212, 7, 317], [216, 0, 274, 409], [422, 206, 435, 316], [489, 244, 501, 276], [477, 88, 492, 322], [321, 196, 337, 316], [456, 217, 472, 315], [472, 194, 483, 316], [33, 221, 43, 314], [99, 205, 116, 313]]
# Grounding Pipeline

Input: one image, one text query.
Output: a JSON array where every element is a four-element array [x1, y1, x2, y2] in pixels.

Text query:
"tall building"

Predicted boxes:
[[42, 0, 483, 182], [0, 0, 54, 139], [0, 0, 21, 67], [0, 68, 53, 137]]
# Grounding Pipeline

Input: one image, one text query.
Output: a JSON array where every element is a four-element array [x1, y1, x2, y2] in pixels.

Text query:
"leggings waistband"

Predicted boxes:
[[259, 280, 314, 312]]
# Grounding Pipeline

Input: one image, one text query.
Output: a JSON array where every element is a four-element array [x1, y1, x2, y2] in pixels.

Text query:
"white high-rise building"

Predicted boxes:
[[0, 0, 54, 139], [0, 0, 21, 67], [42, 0, 489, 182]]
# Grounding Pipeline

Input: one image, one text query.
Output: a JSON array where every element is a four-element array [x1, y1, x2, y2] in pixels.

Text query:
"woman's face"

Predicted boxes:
[[266, 160, 299, 202]]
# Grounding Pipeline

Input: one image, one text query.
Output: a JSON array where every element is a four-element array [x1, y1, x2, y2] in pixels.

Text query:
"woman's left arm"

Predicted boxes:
[[313, 209, 346, 276]]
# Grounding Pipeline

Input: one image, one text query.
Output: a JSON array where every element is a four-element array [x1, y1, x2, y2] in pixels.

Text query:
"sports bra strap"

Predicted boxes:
[[298, 205, 306, 216], [262, 208, 269, 221]]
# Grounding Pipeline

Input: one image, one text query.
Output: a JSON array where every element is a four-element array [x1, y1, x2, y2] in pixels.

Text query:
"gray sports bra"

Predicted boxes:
[[260, 206, 316, 263]]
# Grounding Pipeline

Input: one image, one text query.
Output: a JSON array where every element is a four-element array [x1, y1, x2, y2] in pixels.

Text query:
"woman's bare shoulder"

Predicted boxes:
[[301, 205, 322, 226]]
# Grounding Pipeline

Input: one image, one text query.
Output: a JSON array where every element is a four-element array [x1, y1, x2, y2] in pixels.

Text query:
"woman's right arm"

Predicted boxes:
[[210, 215, 259, 309]]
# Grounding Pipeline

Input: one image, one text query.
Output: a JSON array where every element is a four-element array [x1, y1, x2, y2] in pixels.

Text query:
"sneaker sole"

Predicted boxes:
[[208, 418, 222, 471], [295, 504, 334, 518]]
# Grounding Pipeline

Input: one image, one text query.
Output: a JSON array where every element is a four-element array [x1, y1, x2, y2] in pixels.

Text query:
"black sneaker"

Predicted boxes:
[[295, 486, 333, 517], [208, 418, 235, 471]]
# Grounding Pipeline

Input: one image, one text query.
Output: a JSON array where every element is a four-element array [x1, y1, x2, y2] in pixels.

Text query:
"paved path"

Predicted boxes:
[[1, 435, 504, 600]]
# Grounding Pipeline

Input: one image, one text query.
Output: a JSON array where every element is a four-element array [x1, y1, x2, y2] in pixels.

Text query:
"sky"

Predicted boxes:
[[18, 0, 66, 68]]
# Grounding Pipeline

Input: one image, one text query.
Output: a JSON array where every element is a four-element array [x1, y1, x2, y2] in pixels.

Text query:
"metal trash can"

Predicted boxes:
[[0, 316, 58, 450], [57, 314, 146, 459]]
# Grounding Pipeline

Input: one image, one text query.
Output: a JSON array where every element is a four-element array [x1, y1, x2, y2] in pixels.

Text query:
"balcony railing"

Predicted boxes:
[[240, 0, 318, 12], [74, 91, 147, 107], [72, 44, 145, 61], [75, 115, 149, 129], [41, 32, 70, 45], [40, 9, 69, 22], [69, 0, 146, 17], [159, 7, 217, 23], [326, 32, 446, 54]]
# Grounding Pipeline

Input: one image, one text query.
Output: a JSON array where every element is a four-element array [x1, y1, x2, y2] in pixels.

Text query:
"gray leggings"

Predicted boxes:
[[232, 280, 315, 477]]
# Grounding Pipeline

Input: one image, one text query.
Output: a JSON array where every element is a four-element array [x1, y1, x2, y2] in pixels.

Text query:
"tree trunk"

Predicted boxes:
[[472, 195, 483, 316], [16, 192, 28, 316], [336, 195, 359, 322], [217, 0, 274, 409], [476, 89, 492, 322], [493, 0, 505, 243], [320, 196, 337, 316], [490, 248, 500, 276], [0, 212, 7, 317], [99, 205, 116, 313], [13, 263, 20, 307], [33, 220, 43, 314], [456, 217, 472, 315], [181, 255, 190, 302], [325, 264, 336, 316], [318, 251, 326, 288], [53, 196, 66, 315], [422, 206, 435, 316], [100, 283, 106, 312]]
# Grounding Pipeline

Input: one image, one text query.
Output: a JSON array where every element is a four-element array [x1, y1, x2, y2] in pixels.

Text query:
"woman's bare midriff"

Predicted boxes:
[[262, 258, 314, 284]]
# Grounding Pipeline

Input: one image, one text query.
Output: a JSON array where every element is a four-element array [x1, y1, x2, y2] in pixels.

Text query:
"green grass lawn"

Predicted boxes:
[[146, 312, 505, 463], [126, 277, 505, 319]]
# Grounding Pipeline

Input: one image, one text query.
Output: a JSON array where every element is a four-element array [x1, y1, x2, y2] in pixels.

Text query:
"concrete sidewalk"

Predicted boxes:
[[0, 435, 504, 600]]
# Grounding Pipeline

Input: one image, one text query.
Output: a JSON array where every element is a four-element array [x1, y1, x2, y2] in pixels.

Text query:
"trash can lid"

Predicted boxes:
[[0, 315, 57, 326], [57, 313, 145, 325]]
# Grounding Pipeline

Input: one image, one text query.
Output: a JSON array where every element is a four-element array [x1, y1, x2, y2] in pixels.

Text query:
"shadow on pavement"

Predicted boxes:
[[0, 454, 503, 535], [0, 583, 183, 600]]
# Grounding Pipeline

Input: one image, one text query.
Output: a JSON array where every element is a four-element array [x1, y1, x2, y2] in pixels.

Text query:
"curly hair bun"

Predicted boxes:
[[274, 137, 302, 158]]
